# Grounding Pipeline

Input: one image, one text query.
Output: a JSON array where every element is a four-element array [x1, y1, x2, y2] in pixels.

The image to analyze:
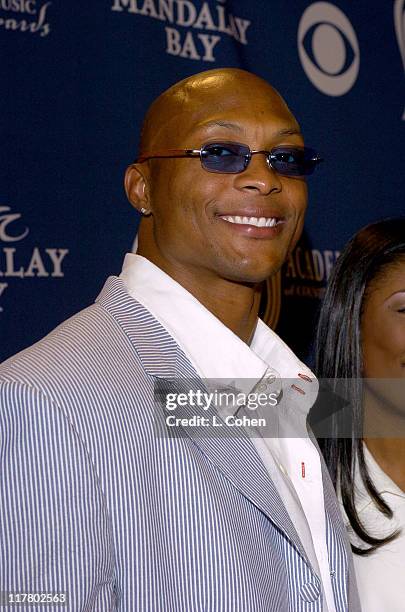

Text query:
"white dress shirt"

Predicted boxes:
[[120, 253, 338, 612], [347, 445, 405, 611]]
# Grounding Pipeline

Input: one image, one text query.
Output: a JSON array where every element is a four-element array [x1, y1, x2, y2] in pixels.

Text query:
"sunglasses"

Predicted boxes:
[[136, 141, 323, 177]]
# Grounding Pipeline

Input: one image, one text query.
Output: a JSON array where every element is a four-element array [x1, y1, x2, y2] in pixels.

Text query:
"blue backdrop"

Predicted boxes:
[[1, 0, 404, 363]]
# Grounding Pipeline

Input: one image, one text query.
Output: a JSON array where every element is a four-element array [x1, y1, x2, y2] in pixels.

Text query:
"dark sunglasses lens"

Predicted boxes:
[[201, 143, 250, 173], [270, 147, 319, 176]]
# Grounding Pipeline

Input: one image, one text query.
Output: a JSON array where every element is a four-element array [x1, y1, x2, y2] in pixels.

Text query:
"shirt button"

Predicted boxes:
[[299, 580, 321, 603], [256, 370, 282, 397]]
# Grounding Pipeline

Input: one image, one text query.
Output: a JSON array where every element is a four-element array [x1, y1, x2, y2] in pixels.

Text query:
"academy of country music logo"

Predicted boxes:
[[0, 0, 51, 37], [0, 205, 68, 312], [394, 0, 405, 119], [111, 0, 251, 63], [297, 2, 360, 97], [261, 246, 340, 330]]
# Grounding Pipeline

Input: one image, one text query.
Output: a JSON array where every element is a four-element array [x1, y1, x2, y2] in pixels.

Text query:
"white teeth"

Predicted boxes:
[[221, 215, 280, 227]]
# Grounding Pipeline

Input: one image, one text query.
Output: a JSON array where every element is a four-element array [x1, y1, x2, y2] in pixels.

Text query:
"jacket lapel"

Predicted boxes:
[[97, 276, 311, 564]]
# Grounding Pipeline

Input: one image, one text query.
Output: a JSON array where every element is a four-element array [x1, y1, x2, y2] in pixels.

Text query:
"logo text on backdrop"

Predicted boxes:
[[0, 1, 51, 37], [0, 206, 68, 312], [284, 247, 340, 299], [111, 0, 251, 62]]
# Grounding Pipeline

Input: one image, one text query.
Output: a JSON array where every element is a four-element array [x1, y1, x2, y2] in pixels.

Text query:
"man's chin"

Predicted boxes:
[[221, 262, 283, 285]]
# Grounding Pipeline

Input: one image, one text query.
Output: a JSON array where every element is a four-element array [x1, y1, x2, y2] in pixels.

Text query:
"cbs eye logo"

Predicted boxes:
[[298, 2, 360, 96]]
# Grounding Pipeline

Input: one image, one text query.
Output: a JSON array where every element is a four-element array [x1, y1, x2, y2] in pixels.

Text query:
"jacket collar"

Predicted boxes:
[[96, 276, 317, 565]]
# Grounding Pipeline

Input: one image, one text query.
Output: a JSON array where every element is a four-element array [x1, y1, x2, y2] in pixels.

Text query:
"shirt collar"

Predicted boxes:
[[120, 253, 316, 414]]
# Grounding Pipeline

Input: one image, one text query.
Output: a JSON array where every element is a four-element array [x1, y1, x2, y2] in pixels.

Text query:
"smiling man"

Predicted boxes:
[[0, 69, 360, 611], [129, 69, 309, 342]]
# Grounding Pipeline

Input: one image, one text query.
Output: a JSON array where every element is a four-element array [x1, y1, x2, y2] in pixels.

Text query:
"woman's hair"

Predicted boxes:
[[314, 217, 405, 555]]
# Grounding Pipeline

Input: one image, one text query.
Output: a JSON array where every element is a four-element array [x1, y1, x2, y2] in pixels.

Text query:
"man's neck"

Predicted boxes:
[[182, 274, 262, 345], [137, 249, 262, 345]]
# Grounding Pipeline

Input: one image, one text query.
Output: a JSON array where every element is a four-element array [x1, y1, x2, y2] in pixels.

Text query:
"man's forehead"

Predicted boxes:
[[178, 103, 301, 144], [183, 83, 293, 119], [145, 112, 301, 151], [191, 118, 301, 138]]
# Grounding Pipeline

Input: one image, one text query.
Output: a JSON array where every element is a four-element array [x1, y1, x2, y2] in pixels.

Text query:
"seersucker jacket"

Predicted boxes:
[[0, 277, 361, 611]]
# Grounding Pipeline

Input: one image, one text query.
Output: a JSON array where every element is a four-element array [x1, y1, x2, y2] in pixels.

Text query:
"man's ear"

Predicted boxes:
[[124, 164, 151, 215]]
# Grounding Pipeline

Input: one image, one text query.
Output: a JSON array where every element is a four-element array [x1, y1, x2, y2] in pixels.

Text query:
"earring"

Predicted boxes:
[[140, 207, 151, 216]]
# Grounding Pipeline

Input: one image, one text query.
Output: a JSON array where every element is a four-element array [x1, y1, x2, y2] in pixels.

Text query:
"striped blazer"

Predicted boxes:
[[0, 277, 361, 611]]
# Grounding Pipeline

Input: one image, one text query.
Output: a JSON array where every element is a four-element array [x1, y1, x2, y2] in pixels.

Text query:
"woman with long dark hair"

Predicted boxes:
[[314, 218, 405, 611]]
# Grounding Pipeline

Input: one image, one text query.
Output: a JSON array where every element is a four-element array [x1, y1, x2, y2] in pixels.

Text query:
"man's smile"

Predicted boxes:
[[219, 215, 284, 228]]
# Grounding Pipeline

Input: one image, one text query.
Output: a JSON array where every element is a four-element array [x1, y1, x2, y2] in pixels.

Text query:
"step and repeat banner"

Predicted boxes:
[[1, 1, 404, 363]]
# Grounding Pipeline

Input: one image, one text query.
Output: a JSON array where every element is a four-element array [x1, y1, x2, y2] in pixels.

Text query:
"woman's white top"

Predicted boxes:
[[348, 445, 405, 611]]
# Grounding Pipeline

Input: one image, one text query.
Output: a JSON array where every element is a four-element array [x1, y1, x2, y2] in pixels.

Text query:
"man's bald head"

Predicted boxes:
[[139, 68, 298, 153]]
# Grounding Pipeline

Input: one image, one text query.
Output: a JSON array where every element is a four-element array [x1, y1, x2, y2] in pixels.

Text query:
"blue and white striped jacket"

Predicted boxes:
[[0, 277, 361, 611]]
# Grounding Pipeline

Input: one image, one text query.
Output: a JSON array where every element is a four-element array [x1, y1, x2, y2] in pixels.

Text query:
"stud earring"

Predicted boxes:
[[140, 207, 151, 216]]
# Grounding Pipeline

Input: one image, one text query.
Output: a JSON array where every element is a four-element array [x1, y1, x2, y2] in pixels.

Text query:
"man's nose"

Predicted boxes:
[[233, 153, 282, 195]]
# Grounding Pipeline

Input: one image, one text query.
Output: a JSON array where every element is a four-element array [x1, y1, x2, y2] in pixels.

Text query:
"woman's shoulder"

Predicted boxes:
[[339, 444, 405, 547]]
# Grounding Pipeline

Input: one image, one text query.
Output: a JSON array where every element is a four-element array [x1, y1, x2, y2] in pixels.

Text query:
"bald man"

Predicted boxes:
[[0, 69, 360, 611]]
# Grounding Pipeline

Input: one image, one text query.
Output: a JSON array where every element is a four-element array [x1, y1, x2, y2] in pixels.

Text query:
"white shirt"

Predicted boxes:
[[120, 253, 338, 612], [347, 445, 405, 612]]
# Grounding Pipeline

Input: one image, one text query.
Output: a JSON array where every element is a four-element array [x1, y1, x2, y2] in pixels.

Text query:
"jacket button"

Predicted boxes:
[[299, 580, 321, 602]]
